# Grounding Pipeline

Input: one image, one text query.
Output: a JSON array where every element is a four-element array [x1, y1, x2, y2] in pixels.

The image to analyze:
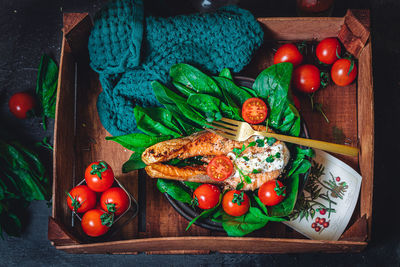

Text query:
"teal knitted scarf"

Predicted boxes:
[[88, 0, 263, 136]]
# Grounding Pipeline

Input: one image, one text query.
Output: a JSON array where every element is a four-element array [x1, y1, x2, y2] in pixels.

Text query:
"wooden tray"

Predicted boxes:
[[49, 10, 374, 254]]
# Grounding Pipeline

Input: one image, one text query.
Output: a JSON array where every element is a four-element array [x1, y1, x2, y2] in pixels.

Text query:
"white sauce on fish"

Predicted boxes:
[[226, 136, 285, 182]]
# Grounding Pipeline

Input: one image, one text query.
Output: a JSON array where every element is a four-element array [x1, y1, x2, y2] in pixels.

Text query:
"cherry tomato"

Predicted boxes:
[[206, 155, 234, 181], [331, 59, 357, 86], [336, 177, 341, 182], [319, 209, 326, 215], [81, 209, 110, 237], [66, 185, 97, 213], [315, 217, 321, 223], [323, 222, 330, 228], [316, 37, 341, 64], [293, 64, 321, 93], [222, 190, 250, 217], [241, 98, 268, 124], [273, 43, 303, 67], [315, 226, 321, 232], [193, 184, 220, 209], [258, 180, 286, 206], [85, 161, 114, 192], [311, 223, 317, 228], [8, 92, 36, 119], [319, 218, 326, 224], [100, 187, 129, 216]]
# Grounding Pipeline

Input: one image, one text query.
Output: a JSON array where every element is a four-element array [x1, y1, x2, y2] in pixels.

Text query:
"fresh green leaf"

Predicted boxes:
[[266, 137, 277, 146], [106, 133, 171, 151], [187, 94, 234, 122], [253, 63, 301, 136], [152, 81, 207, 127], [36, 54, 58, 129], [182, 181, 202, 191], [214, 76, 252, 106], [156, 179, 192, 204], [170, 63, 222, 98], [219, 68, 233, 80], [186, 193, 222, 231], [256, 138, 265, 147], [221, 207, 269, 237], [122, 147, 147, 172], [134, 106, 182, 138]]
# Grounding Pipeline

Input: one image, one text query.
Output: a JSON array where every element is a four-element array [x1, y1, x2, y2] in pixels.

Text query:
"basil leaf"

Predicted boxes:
[[106, 133, 171, 151], [157, 179, 192, 204], [36, 54, 58, 129]]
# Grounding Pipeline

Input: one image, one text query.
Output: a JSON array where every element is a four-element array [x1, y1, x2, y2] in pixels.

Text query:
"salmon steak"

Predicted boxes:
[[142, 126, 290, 191]]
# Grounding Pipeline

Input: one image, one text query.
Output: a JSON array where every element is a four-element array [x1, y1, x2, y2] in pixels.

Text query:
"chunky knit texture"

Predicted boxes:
[[89, 0, 264, 136]]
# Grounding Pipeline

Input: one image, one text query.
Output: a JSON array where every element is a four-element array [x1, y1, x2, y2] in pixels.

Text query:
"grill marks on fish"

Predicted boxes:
[[142, 126, 290, 191]]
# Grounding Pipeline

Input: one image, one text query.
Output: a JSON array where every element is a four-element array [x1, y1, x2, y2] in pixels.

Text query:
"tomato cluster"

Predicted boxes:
[[274, 38, 358, 113], [66, 161, 130, 237]]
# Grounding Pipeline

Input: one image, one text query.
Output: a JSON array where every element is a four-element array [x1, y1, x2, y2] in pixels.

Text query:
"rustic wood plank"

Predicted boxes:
[[257, 17, 343, 41], [52, 36, 75, 227], [145, 176, 210, 237], [338, 10, 370, 58], [146, 250, 210, 255], [48, 217, 79, 246], [339, 215, 367, 242], [74, 60, 139, 240], [357, 41, 374, 240], [64, 13, 92, 62], [63, 13, 89, 35], [55, 237, 367, 254]]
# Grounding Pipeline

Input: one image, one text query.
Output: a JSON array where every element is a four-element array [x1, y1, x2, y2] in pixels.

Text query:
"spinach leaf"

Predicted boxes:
[[134, 106, 182, 138], [186, 193, 222, 231], [219, 68, 233, 80], [221, 207, 269, 237], [181, 181, 202, 191], [122, 147, 147, 173], [152, 81, 207, 127], [214, 76, 252, 106], [253, 62, 301, 136], [240, 86, 257, 97], [268, 159, 312, 217], [170, 63, 222, 98], [36, 54, 58, 129], [253, 195, 288, 222], [106, 133, 171, 151], [156, 179, 192, 204]]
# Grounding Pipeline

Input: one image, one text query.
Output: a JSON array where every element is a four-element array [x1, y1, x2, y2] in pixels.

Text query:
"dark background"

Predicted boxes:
[[0, 0, 399, 266]]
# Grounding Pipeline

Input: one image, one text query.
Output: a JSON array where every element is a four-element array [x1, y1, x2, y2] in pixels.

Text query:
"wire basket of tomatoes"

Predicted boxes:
[[66, 161, 138, 241]]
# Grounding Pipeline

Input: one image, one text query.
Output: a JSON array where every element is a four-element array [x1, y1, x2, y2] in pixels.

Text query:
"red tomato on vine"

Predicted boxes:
[[84, 161, 114, 192]]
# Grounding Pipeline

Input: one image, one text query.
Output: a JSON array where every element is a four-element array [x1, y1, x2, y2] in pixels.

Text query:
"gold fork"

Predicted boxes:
[[206, 117, 359, 157]]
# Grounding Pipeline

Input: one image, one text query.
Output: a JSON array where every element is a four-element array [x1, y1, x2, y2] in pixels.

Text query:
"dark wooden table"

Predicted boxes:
[[0, 0, 399, 265]]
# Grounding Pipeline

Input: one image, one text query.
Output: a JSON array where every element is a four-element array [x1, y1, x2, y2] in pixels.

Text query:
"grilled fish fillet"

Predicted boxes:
[[143, 126, 290, 191]]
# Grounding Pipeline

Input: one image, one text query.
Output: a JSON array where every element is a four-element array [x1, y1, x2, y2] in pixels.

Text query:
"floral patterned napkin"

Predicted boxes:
[[284, 150, 362, 240]]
